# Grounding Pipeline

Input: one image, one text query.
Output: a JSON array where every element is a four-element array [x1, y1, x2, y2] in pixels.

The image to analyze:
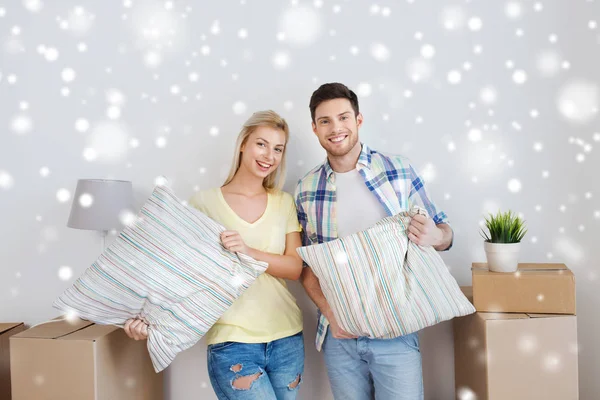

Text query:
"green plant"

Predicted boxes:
[[480, 210, 527, 243]]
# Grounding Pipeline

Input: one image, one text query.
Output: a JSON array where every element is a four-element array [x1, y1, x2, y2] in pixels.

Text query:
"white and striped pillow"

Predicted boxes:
[[296, 207, 475, 339], [54, 185, 268, 372]]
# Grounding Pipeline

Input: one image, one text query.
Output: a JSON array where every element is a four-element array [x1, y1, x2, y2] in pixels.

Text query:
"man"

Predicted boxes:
[[294, 82, 453, 400]]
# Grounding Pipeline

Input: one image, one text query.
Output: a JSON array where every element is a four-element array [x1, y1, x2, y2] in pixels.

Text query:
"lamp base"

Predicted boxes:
[[100, 230, 108, 252]]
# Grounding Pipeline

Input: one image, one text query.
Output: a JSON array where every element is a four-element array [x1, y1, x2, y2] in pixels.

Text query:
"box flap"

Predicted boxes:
[[60, 324, 120, 341], [472, 262, 571, 274], [478, 312, 530, 321], [13, 317, 93, 339], [0, 322, 23, 334], [526, 313, 575, 319], [460, 286, 473, 303]]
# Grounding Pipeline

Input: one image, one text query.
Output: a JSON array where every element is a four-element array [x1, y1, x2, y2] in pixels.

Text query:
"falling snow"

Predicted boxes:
[[280, 6, 322, 46], [56, 189, 71, 203], [78, 193, 93, 207], [557, 80, 599, 124], [58, 266, 73, 281], [1, 1, 600, 395]]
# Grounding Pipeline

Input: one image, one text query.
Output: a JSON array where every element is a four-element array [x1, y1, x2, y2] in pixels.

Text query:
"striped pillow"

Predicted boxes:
[[54, 185, 268, 372], [296, 207, 475, 339]]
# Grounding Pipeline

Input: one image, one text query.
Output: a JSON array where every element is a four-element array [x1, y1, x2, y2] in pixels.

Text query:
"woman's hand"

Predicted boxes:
[[124, 318, 149, 340], [221, 230, 250, 255]]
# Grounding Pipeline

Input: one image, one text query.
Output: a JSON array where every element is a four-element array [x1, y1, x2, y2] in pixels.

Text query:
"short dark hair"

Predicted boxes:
[[309, 82, 360, 122]]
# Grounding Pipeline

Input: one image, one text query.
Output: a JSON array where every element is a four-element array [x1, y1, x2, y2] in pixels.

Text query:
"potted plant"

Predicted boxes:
[[480, 210, 527, 273]]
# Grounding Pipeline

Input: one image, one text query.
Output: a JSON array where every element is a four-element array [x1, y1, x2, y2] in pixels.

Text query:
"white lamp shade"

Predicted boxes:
[[67, 179, 133, 231]]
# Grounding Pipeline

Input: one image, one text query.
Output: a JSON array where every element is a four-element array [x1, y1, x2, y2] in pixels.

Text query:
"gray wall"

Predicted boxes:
[[1, 1, 599, 398]]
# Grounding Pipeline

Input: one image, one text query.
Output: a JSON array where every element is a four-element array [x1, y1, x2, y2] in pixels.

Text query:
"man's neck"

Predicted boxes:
[[328, 142, 362, 173]]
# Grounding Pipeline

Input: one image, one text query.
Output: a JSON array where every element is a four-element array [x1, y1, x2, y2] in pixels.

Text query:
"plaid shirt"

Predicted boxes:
[[294, 143, 451, 351]]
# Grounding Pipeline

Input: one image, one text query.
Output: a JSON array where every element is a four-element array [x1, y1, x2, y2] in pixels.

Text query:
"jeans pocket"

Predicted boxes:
[[208, 341, 236, 352], [399, 332, 420, 352]]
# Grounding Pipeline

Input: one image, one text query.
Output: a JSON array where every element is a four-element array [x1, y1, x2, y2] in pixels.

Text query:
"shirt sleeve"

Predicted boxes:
[[294, 182, 314, 267], [294, 182, 311, 247], [285, 192, 302, 234]]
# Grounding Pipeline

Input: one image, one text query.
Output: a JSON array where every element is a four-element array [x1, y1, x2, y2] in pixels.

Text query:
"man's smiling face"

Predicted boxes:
[[312, 98, 363, 157]]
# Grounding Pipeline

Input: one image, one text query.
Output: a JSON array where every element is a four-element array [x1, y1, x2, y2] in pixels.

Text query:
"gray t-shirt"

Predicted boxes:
[[335, 168, 389, 238]]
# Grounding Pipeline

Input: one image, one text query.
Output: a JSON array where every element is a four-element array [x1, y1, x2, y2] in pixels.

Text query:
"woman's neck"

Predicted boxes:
[[223, 168, 266, 196]]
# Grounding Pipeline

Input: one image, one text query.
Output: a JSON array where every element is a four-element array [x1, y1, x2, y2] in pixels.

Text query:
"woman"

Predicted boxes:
[[124, 110, 305, 399]]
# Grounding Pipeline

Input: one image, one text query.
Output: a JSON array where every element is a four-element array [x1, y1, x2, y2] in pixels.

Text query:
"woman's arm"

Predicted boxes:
[[220, 231, 303, 280]]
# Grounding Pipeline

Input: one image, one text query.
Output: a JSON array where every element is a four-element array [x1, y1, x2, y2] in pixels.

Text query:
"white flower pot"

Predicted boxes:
[[484, 242, 521, 273]]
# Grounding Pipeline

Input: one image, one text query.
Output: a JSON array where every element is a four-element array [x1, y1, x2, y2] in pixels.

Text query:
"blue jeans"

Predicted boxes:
[[207, 332, 304, 400], [322, 328, 424, 400]]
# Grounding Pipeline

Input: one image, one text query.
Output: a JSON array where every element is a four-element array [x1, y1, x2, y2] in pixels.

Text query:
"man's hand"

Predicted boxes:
[[300, 267, 358, 339], [326, 312, 358, 339], [408, 214, 443, 247]]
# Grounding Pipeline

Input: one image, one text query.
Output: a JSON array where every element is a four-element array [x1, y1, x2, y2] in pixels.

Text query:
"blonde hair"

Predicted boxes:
[[223, 110, 290, 192]]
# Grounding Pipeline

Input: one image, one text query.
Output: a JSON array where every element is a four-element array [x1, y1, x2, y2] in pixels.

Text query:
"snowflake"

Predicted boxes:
[[11, 114, 33, 135], [78, 193, 94, 208], [23, 0, 43, 13], [232, 101, 247, 115], [441, 6, 466, 30], [512, 70, 527, 84], [507, 179, 522, 193], [335, 251, 348, 264], [155, 136, 167, 148], [518, 335, 538, 354], [356, 83, 372, 97], [557, 80, 598, 124], [420, 44, 435, 59], [536, 51, 561, 77], [279, 6, 322, 46], [58, 266, 74, 281], [505, 2, 523, 20], [56, 188, 71, 203], [448, 70, 462, 84], [272, 51, 291, 69], [371, 43, 390, 62], [479, 86, 497, 104], [468, 17, 483, 31], [0, 170, 15, 190]]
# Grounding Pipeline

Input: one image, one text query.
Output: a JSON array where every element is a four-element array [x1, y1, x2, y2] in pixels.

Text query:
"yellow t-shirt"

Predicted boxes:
[[188, 188, 303, 345]]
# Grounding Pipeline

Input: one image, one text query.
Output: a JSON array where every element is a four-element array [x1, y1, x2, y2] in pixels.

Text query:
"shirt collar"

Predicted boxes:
[[321, 142, 372, 179]]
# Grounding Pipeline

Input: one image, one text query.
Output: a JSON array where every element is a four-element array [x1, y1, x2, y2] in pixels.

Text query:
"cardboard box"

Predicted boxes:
[[1, 323, 25, 400], [10, 318, 163, 400], [472, 263, 576, 314], [454, 288, 579, 400], [460, 286, 473, 303]]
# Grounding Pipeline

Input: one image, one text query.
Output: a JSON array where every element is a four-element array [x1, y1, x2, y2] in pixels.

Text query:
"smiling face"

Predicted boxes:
[[312, 98, 363, 158], [239, 125, 286, 181]]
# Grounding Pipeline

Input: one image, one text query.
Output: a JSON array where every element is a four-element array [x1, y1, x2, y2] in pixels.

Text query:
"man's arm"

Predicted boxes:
[[295, 181, 357, 339], [406, 161, 454, 251], [300, 267, 331, 317], [300, 266, 357, 339], [433, 222, 453, 251]]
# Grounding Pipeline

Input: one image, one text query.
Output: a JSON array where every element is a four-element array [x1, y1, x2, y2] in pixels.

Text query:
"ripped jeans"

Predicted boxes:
[[207, 332, 304, 400]]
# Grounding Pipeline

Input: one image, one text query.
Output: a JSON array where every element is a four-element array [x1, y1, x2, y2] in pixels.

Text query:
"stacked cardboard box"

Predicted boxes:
[[454, 263, 578, 400], [1, 323, 25, 400], [10, 317, 163, 400]]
